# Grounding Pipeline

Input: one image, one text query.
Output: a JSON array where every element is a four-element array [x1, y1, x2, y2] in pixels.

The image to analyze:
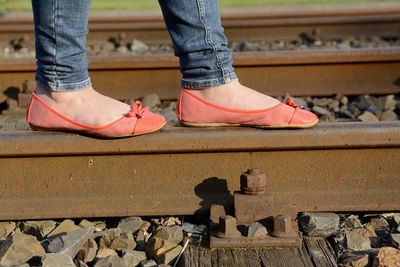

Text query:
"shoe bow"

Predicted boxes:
[[127, 101, 150, 118], [285, 98, 303, 108]]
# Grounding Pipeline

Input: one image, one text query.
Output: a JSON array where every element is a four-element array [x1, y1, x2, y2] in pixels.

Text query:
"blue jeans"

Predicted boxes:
[[31, 0, 237, 92]]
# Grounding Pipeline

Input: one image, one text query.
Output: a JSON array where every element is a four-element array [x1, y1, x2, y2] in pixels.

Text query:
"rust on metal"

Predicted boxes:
[[235, 192, 274, 225], [235, 168, 275, 224], [0, 122, 399, 220], [210, 202, 302, 248], [240, 168, 267, 196], [273, 215, 297, 238], [215, 216, 242, 239], [1, 48, 400, 99], [1, 7, 400, 42]]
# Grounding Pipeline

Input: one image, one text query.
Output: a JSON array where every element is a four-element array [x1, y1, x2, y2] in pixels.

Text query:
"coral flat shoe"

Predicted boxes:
[[26, 92, 166, 138], [177, 89, 318, 128]]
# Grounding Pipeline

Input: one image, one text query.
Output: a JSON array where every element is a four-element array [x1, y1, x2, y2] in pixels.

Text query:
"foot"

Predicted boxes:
[[34, 83, 131, 127], [187, 80, 281, 110]]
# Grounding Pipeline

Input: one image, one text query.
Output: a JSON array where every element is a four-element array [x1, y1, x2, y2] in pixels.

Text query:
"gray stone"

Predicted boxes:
[[340, 106, 355, 119], [146, 237, 182, 265], [366, 105, 380, 115], [0, 221, 16, 239], [344, 215, 362, 229], [376, 95, 397, 111], [141, 95, 161, 109], [93, 228, 121, 239], [42, 253, 75, 267], [161, 217, 181, 227], [94, 255, 127, 267], [340, 96, 349, 106], [244, 222, 268, 238], [0, 232, 45, 266], [347, 103, 361, 117], [380, 110, 398, 121], [110, 234, 137, 250], [328, 100, 340, 112], [79, 219, 106, 232], [47, 219, 80, 237], [117, 46, 129, 54], [356, 95, 376, 111], [96, 248, 117, 259], [373, 247, 400, 267], [312, 106, 331, 116], [393, 214, 400, 232], [139, 259, 157, 267], [313, 97, 331, 107], [238, 41, 256, 52], [339, 250, 374, 267], [358, 111, 379, 122], [98, 228, 121, 249], [368, 217, 390, 237], [299, 212, 340, 237], [345, 230, 371, 250], [75, 260, 89, 267], [154, 226, 183, 244], [391, 233, 400, 249], [319, 113, 336, 122], [122, 249, 147, 267], [44, 226, 94, 259], [181, 222, 207, 235], [130, 39, 149, 54], [22, 220, 57, 239], [103, 42, 115, 51], [140, 221, 151, 232], [352, 225, 380, 248], [77, 238, 98, 263], [135, 230, 146, 251]]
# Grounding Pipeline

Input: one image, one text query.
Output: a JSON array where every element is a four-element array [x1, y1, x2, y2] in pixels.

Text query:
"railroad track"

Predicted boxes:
[[0, 121, 399, 220], [1, 48, 399, 100], [0, 7, 399, 222], [1, 6, 400, 99], [1, 6, 400, 44]]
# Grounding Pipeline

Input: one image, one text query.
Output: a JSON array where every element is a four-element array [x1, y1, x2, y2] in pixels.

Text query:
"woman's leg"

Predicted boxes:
[[31, 0, 130, 126], [158, 0, 281, 110]]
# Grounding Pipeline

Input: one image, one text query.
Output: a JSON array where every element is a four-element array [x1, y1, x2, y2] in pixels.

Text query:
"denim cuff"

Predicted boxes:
[[181, 72, 238, 89], [36, 76, 92, 92]]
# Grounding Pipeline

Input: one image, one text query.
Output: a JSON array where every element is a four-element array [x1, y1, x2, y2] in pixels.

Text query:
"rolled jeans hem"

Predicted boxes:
[[181, 72, 238, 89], [36, 76, 92, 92]]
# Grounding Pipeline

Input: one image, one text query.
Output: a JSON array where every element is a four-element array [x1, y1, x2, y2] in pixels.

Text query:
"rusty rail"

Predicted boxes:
[[1, 7, 399, 43], [0, 122, 399, 220], [1, 48, 399, 99]]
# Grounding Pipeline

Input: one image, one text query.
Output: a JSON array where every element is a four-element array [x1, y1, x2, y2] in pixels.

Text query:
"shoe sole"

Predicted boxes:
[[180, 119, 319, 129], [29, 122, 167, 138]]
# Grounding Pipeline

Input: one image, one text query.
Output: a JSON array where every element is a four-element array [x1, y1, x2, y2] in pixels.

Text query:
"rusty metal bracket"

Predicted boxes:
[[210, 169, 302, 248]]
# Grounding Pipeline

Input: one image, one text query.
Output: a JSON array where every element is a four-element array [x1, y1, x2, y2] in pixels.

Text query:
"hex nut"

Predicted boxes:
[[240, 168, 266, 195]]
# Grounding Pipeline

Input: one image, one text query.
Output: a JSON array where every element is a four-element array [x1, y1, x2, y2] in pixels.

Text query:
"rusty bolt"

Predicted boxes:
[[215, 215, 242, 239], [240, 168, 266, 196], [22, 79, 35, 94], [273, 215, 293, 238]]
